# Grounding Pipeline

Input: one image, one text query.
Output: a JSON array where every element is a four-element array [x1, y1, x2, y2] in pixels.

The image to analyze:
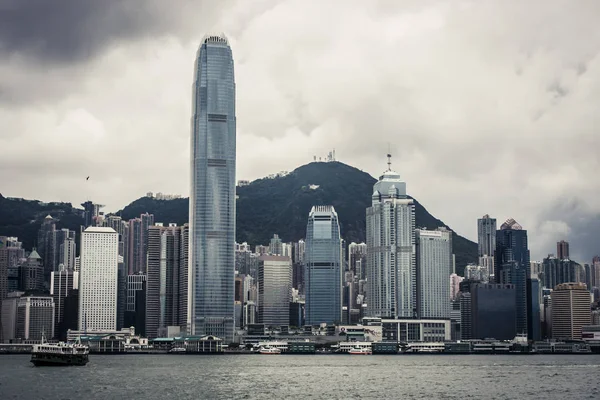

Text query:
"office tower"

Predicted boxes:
[[258, 255, 292, 327], [269, 234, 283, 256], [293, 240, 306, 265], [243, 301, 257, 326], [59, 235, 76, 270], [235, 242, 250, 252], [117, 256, 127, 330], [121, 221, 130, 270], [254, 245, 268, 255], [189, 34, 236, 342], [450, 273, 464, 301], [1, 291, 24, 341], [348, 242, 367, 279], [471, 283, 517, 340], [366, 159, 416, 319], [178, 224, 189, 329], [20, 250, 44, 292], [289, 301, 305, 327], [542, 290, 552, 338], [528, 277, 541, 340], [292, 262, 305, 293], [15, 295, 55, 341], [304, 206, 342, 325], [457, 279, 480, 340], [140, 213, 155, 273], [477, 214, 496, 280], [78, 227, 118, 331], [81, 201, 103, 228], [127, 218, 141, 274], [291, 240, 307, 293], [47, 229, 76, 273], [584, 264, 593, 292], [551, 282, 591, 340], [2, 238, 25, 297], [62, 289, 79, 336], [530, 261, 543, 277], [35, 223, 76, 282], [1, 237, 25, 307], [592, 256, 600, 289], [235, 275, 244, 302], [146, 224, 189, 338], [557, 240, 570, 260], [282, 243, 293, 258], [235, 247, 254, 277], [36, 215, 55, 274], [464, 264, 489, 282], [542, 256, 580, 289], [50, 265, 78, 339], [125, 273, 147, 337], [416, 228, 452, 319], [495, 218, 530, 336], [103, 215, 124, 236]]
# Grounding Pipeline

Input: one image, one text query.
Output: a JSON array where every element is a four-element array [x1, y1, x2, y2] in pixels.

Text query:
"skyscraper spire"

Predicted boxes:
[[387, 152, 392, 171]]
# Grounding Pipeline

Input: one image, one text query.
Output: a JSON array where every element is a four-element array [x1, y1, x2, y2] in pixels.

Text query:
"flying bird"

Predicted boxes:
[[86, 176, 90, 181]]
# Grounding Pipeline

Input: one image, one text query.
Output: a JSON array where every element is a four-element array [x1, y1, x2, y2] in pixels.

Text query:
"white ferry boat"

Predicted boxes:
[[30, 337, 89, 366], [348, 347, 372, 355], [169, 347, 187, 353], [260, 346, 282, 355]]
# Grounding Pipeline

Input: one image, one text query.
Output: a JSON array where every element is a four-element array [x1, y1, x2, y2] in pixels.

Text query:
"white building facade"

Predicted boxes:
[[258, 255, 292, 326], [366, 166, 416, 319], [416, 228, 452, 319], [79, 227, 119, 331]]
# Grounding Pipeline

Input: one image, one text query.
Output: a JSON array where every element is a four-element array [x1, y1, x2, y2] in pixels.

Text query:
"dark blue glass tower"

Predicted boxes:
[[495, 219, 534, 338]]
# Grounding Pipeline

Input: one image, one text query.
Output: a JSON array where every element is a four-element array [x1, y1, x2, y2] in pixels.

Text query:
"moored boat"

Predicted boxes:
[[348, 347, 372, 355], [169, 347, 187, 353], [260, 346, 282, 355]]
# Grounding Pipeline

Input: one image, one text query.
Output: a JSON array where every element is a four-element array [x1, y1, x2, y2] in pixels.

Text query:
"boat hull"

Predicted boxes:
[[30, 354, 89, 366]]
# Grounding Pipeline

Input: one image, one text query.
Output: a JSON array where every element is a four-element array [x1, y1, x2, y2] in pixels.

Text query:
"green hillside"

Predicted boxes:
[[119, 162, 477, 271], [1, 162, 478, 273]]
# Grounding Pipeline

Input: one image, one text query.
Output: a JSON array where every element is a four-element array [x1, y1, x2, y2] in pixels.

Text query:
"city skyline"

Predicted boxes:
[[2, 5, 600, 399], [1, 2, 599, 265]]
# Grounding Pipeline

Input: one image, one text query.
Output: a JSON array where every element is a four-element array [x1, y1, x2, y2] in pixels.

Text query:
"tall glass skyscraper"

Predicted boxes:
[[495, 218, 531, 337], [304, 206, 342, 325], [366, 163, 416, 319], [477, 214, 496, 281], [189, 34, 236, 342]]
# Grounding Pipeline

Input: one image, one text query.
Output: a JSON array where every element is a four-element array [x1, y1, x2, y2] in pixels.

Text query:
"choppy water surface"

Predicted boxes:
[[1, 354, 599, 399]]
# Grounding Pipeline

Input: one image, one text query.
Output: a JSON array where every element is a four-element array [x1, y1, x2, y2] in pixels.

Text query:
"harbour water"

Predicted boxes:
[[1, 354, 599, 399]]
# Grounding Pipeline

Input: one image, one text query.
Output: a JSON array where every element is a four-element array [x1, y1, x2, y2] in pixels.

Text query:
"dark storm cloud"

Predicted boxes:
[[0, 0, 222, 63], [1, 0, 600, 262], [537, 198, 600, 263]]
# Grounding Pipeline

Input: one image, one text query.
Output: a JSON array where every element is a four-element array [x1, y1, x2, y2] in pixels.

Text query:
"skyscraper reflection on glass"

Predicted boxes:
[[189, 34, 236, 342]]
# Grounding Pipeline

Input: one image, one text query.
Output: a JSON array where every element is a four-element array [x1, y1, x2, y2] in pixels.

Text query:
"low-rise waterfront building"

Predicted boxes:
[[381, 319, 451, 342]]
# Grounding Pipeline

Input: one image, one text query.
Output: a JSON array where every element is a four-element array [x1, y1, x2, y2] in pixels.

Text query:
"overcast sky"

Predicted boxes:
[[1, 0, 599, 262]]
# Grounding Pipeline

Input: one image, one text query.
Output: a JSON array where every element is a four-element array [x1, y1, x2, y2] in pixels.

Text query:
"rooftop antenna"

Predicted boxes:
[[386, 143, 392, 171]]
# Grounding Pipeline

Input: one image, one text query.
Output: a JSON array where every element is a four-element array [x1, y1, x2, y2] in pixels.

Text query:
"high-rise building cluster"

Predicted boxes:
[[1, 32, 598, 350]]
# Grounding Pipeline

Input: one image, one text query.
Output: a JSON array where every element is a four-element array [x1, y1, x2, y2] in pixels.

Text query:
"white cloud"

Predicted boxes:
[[1, 0, 599, 261]]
